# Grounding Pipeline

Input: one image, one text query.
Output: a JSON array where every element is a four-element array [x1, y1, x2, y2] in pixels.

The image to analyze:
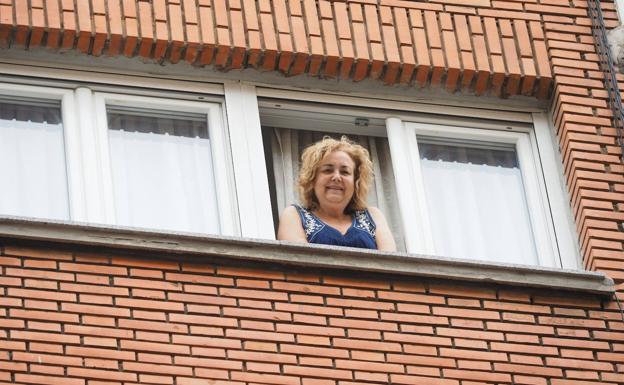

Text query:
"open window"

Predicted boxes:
[[258, 96, 579, 269]]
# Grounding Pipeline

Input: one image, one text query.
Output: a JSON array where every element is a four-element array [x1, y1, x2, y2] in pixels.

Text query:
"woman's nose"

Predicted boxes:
[[331, 170, 341, 180]]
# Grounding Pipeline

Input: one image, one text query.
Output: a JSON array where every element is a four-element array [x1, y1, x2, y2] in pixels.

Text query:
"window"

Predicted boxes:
[[388, 120, 564, 267], [257, 94, 580, 269], [0, 97, 69, 220], [0, 82, 237, 236], [0, 75, 579, 269]]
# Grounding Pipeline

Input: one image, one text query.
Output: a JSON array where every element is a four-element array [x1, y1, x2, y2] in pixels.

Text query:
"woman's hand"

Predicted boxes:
[[277, 206, 308, 243], [368, 207, 397, 252]]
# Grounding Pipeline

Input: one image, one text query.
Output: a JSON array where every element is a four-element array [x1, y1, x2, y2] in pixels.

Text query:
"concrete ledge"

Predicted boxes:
[[0, 216, 614, 295]]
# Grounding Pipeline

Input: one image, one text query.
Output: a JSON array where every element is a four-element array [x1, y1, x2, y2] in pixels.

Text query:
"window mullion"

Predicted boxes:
[[75, 87, 114, 225], [386, 117, 435, 255], [207, 102, 239, 237], [516, 135, 558, 267], [61, 91, 87, 222], [224, 81, 274, 239]]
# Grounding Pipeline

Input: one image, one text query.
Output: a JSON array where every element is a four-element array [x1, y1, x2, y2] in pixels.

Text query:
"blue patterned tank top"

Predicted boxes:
[[293, 205, 377, 250]]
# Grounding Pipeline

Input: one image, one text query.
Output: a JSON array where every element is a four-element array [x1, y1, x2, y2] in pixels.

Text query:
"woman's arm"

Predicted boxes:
[[277, 206, 308, 243], [368, 207, 397, 252]]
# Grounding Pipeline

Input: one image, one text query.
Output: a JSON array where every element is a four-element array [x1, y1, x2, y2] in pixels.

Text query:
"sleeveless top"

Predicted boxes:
[[293, 205, 377, 250]]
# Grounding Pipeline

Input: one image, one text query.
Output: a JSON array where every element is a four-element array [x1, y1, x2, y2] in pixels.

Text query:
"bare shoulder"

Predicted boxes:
[[280, 205, 300, 220], [366, 206, 397, 252], [277, 206, 307, 243], [367, 206, 386, 223]]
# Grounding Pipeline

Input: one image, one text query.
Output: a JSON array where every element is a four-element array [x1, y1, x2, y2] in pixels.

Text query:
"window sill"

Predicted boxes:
[[0, 216, 614, 296]]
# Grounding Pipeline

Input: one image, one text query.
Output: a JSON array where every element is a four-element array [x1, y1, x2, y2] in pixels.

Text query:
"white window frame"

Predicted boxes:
[[0, 82, 80, 221], [90, 91, 238, 235], [387, 118, 559, 267], [616, 0, 624, 24], [0, 71, 581, 269], [253, 88, 581, 270], [0, 81, 241, 237]]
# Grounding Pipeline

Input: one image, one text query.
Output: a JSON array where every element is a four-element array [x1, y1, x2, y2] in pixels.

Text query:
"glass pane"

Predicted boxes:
[[107, 107, 220, 234], [0, 101, 70, 220], [419, 141, 538, 265]]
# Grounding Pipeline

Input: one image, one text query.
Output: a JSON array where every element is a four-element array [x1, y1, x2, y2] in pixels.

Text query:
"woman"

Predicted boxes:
[[277, 136, 396, 251]]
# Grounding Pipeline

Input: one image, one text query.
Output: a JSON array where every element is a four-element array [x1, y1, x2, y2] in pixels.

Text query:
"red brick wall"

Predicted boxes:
[[2, 1, 623, 275], [0, 245, 621, 385], [1, 1, 624, 384]]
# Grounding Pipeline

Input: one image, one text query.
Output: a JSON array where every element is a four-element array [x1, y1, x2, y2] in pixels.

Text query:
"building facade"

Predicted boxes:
[[1, 1, 624, 384]]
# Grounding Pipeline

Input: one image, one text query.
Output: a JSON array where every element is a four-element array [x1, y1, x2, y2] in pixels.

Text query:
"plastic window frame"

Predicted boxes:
[[253, 92, 580, 270], [90, 91, 238, 236], [387, 119, 560, 267], [0, 81, 240, 237]]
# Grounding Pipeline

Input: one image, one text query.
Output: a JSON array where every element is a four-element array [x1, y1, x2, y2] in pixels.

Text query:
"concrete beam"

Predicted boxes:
[[0, 216, 614, 295]]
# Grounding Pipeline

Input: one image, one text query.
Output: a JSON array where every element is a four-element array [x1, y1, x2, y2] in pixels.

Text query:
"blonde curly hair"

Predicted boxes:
[[298, 136, 373, 213]]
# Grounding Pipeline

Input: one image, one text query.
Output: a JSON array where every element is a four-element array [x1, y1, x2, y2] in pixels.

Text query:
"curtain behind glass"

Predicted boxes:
[[419, 142, 538, 264], [0, 102, 69, 220], [266, 127, 405, 251], [108, 111, 219, 234]]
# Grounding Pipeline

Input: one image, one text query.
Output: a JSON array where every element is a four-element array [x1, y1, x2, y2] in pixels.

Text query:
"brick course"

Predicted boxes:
[[0, 245, 620, 385]]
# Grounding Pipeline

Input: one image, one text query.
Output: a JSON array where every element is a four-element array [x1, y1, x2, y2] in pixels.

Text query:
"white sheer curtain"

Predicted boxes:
[[419, 142, 538, 264], [267, 127, 405, 251], [108, 112, 219, 234], [0, 103, 69, 220]]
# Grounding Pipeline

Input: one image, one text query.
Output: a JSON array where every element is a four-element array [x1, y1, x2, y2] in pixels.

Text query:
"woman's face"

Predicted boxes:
[[313, 150, 356, 211]]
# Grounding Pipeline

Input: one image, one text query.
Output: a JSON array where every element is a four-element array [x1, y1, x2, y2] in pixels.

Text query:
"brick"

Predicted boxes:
[[275, 302, 343, 316], [60, 282, 129, 296], [284, 365, 352, 380], [5, 267, 74, 281], [329, 318, 397, 331], [391, 374, 459, 385], [68, 367, 137, 382], [281, 344, 350, 358], [66, 346, 135, 361], [115, 297, 184, 312], [62, 303, 130, 317], [168, 292, 232, 305], [166, 272, 233, 286], [114, 277, 182, 291], [226, 329, 295, 342], [273, 281, 340, 295], [333, 338, 402, 352], [336, 359, 404, 373], [66, 324, 132, 339], [10, 330, 80, 344], [226, 306, 294, 322], [494, 363, 563, 377], [4, 246, 73, 260], [59, 262, 127, 275], [171, 335, 241, 349], [228, 350, 297, 364], [120, 339, 190, 355], [8, 287, 76, 302], [443, 368, 511, 383], [14, 374, 84, 385], [123, 361, 194, 376], [439, 348, 507, 362], [276, 323, 344, 337], [221, 287, 288, 301]]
